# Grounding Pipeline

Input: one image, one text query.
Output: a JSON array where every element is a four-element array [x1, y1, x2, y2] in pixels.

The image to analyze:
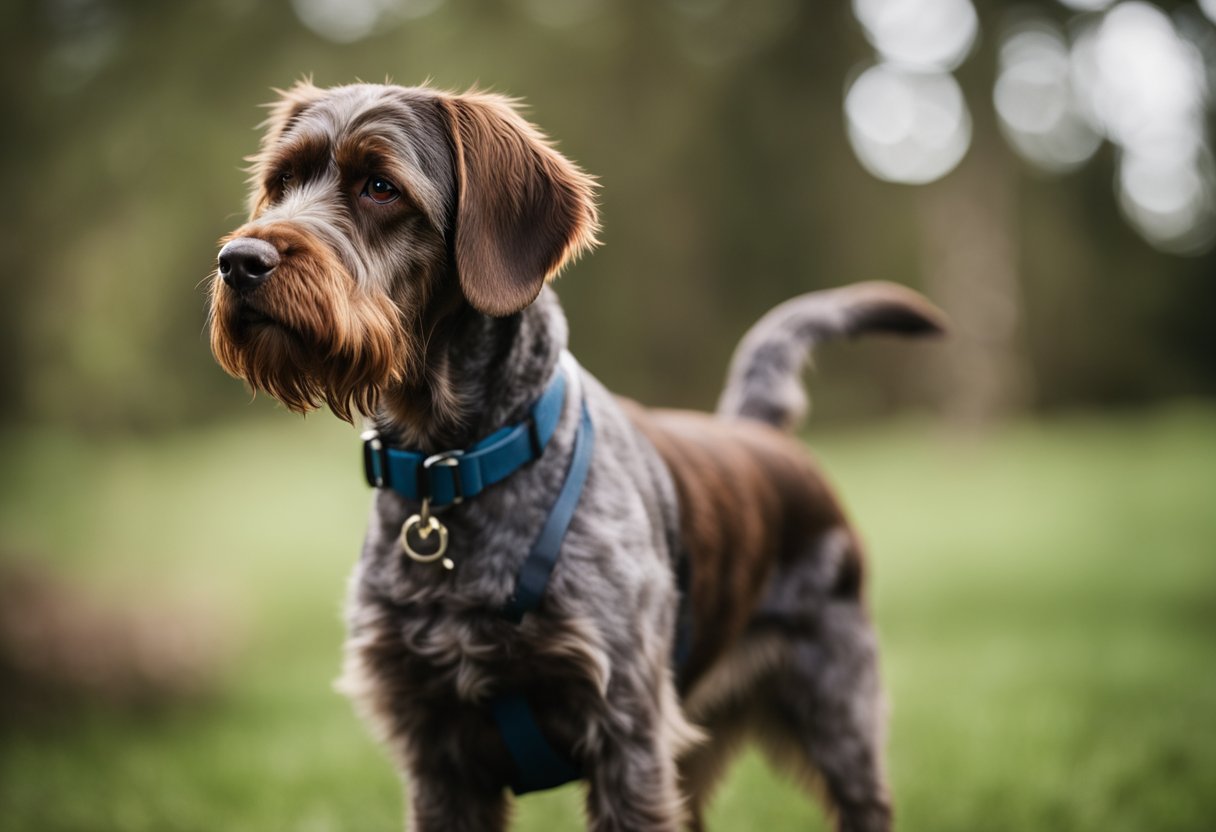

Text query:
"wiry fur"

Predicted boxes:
[[208, 81, 943, 832], [209, 221, 408, 420]]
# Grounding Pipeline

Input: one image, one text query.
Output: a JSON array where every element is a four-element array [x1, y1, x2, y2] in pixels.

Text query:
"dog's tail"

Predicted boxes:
[[715, 281, 946, 432]]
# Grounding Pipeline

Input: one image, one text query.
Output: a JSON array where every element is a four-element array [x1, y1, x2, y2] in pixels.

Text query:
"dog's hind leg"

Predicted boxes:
[[747, 529, 893, 832], [677, 700, 749, 831], [758, 609, 891, 832], [677, 630, 791, 830]]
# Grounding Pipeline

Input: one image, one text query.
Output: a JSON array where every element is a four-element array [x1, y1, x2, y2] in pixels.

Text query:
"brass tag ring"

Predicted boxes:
[[400, 514, 449, 564]]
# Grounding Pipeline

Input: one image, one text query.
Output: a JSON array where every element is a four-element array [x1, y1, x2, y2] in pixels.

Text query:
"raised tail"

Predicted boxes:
[[716, 281, 946, 431]]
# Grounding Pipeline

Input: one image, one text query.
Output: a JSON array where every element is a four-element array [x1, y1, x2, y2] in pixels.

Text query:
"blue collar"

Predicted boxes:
[[362, 363, 568, 507]]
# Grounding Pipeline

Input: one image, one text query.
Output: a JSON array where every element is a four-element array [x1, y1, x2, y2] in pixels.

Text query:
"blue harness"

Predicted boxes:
[[362, 358, 590, 794]]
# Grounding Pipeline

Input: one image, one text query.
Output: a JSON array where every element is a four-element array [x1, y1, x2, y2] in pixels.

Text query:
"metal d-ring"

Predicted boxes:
[[400, 498, 451, 568]]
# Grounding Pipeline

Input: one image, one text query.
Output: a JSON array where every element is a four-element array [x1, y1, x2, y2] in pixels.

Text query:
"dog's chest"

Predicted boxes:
[[344, 405, 676, 714], [347, 532, 597, 708]]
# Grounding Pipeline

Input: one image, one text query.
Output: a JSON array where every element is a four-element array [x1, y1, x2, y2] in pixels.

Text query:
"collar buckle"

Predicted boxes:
[[422, 449, 465, 504]]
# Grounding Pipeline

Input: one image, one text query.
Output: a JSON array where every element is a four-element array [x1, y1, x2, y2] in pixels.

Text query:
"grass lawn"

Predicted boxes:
[[1, 403, 1214, 831]]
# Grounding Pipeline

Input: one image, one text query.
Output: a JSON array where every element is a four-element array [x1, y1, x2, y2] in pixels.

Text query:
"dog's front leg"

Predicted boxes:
[[582, 673, 687, 832], [404, 766, 509, 832]]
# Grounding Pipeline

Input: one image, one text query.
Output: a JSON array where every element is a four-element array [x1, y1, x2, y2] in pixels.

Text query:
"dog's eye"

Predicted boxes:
[[364, 176, 400, 205], [277, 172, 293, 187]]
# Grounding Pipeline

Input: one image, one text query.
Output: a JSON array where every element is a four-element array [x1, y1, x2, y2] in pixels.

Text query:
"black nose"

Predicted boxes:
[[218, 237, 280, 292]]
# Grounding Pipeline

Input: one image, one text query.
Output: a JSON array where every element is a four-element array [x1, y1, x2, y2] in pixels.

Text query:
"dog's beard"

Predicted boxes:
[[208, 227, 412, 422]]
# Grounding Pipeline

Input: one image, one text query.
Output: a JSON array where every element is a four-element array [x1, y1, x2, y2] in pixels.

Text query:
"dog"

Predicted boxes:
[[208, 81, 944, 832]]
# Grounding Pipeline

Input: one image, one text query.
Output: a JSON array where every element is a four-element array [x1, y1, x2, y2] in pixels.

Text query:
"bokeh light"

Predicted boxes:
[[1069, 1, 1215, 253], [994, 20, 1101, 173], [291, 0, 444, 43], [1118, 145, 1216, 255], [1056, 0, 1115, 11], [845, 64, 972, 184], [851, 0, 978, 70], [1071, 3, 1206, 151], [845, 0, 977, 185], [846, 0, 1216, 253]]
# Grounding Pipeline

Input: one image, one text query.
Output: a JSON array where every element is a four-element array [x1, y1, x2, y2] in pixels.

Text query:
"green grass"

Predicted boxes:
[[2, 404, 1215, 831]]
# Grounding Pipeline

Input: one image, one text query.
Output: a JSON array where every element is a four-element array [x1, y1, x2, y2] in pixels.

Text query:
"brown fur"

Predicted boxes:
[[209, 222, 408, 420], [621, 403, 862, 690], [439, 92, 600, 316]]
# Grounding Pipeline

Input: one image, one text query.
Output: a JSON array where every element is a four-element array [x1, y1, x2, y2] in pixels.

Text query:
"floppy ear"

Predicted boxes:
[[247, 79, 327, 215], [440, 91, 599, 317]]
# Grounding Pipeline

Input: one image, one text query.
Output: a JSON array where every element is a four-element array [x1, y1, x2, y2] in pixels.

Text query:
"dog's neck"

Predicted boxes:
[[373, 287, 569, 452]]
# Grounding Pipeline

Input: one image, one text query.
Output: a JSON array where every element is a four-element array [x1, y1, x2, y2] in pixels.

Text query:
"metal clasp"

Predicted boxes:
[[422, 449, 464, 505], [399, 450, 465, 571]]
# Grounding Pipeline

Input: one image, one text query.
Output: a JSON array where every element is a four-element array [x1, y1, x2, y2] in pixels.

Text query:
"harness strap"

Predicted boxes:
[[502, 397, 595, 623], [491, 694, 583, 795], [491, 371, 595, 795]]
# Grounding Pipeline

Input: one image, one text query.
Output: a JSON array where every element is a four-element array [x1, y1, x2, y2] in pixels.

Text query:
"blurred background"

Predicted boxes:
[[1, 0, 1214, 830]]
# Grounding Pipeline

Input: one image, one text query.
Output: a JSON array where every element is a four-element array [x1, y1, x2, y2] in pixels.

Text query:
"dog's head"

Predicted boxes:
[[208, 81, 598, 421]]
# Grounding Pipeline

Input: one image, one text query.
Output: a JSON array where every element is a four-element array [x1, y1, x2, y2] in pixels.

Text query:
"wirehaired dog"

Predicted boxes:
[[208, 81, 944, 832]]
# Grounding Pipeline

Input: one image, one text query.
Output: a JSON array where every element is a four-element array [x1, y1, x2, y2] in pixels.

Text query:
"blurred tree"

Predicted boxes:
[[1, 0, 1213, 433], [842, 0, 1216, 422]]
